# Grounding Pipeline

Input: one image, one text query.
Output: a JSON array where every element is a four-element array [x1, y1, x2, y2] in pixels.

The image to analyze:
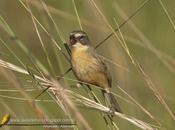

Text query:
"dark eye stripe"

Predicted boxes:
[[79, 36, 84, 39]]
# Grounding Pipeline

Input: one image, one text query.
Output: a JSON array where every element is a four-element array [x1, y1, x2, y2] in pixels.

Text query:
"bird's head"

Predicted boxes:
[[69, 30, 90, 49]]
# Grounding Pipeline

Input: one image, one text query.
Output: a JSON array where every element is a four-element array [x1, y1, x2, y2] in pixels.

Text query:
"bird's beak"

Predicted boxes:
[[70, 35, 77, 46]]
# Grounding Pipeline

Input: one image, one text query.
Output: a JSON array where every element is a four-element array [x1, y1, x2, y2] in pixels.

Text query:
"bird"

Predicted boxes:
[[69, 30, 121, 113]]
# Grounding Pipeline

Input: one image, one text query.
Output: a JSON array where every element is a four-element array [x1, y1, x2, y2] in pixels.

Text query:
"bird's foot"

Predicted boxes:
[[109, 107, 116, 116]]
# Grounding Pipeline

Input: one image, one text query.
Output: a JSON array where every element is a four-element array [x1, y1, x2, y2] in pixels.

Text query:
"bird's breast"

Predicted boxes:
[[71, 48, 97, 74], [71, 48, 109, 88]]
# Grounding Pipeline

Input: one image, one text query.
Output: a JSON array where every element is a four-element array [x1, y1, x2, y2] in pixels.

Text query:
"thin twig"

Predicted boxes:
[[94, 0, 151, 49]]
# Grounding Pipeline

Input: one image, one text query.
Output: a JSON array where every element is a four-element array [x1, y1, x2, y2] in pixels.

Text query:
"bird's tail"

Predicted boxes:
[[103, 91, 122, 113]]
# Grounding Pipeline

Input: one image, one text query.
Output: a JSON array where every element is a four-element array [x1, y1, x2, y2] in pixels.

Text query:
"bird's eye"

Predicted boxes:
[[79, 35, 84, 40]]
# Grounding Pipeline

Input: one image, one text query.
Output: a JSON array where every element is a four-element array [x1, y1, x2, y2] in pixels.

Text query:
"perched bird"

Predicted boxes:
[[69, 30, 121, 112]]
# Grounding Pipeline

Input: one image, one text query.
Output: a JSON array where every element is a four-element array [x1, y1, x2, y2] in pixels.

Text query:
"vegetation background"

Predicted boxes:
[[0, 0, 174, 130]]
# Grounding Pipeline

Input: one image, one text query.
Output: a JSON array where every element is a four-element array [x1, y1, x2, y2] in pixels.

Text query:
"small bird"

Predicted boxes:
[[69, 30, 121, 112]]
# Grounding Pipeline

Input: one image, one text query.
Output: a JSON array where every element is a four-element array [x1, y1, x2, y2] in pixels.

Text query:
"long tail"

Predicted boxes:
[[103, 91, 122, 113]]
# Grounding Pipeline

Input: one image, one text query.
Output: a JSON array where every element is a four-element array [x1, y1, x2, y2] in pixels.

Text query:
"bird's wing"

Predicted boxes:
[[93, 52, 112, 87]]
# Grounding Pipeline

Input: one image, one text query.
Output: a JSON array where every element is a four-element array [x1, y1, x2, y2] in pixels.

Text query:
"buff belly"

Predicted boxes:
[[71, 48, 109, 88]]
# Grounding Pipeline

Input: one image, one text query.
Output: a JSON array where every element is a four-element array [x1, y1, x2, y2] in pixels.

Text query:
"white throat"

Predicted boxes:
[[72, 42, 89, 51]]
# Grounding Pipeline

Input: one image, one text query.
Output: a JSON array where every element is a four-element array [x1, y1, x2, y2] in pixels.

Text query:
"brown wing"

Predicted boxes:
[[92, 50, 112, 88]]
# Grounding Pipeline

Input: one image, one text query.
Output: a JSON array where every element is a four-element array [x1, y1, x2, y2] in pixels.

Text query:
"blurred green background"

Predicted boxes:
[[0, 0, 175, 130]]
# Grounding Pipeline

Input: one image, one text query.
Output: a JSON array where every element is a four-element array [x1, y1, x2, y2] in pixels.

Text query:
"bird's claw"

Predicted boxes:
[[109, 107, 115, 116]]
